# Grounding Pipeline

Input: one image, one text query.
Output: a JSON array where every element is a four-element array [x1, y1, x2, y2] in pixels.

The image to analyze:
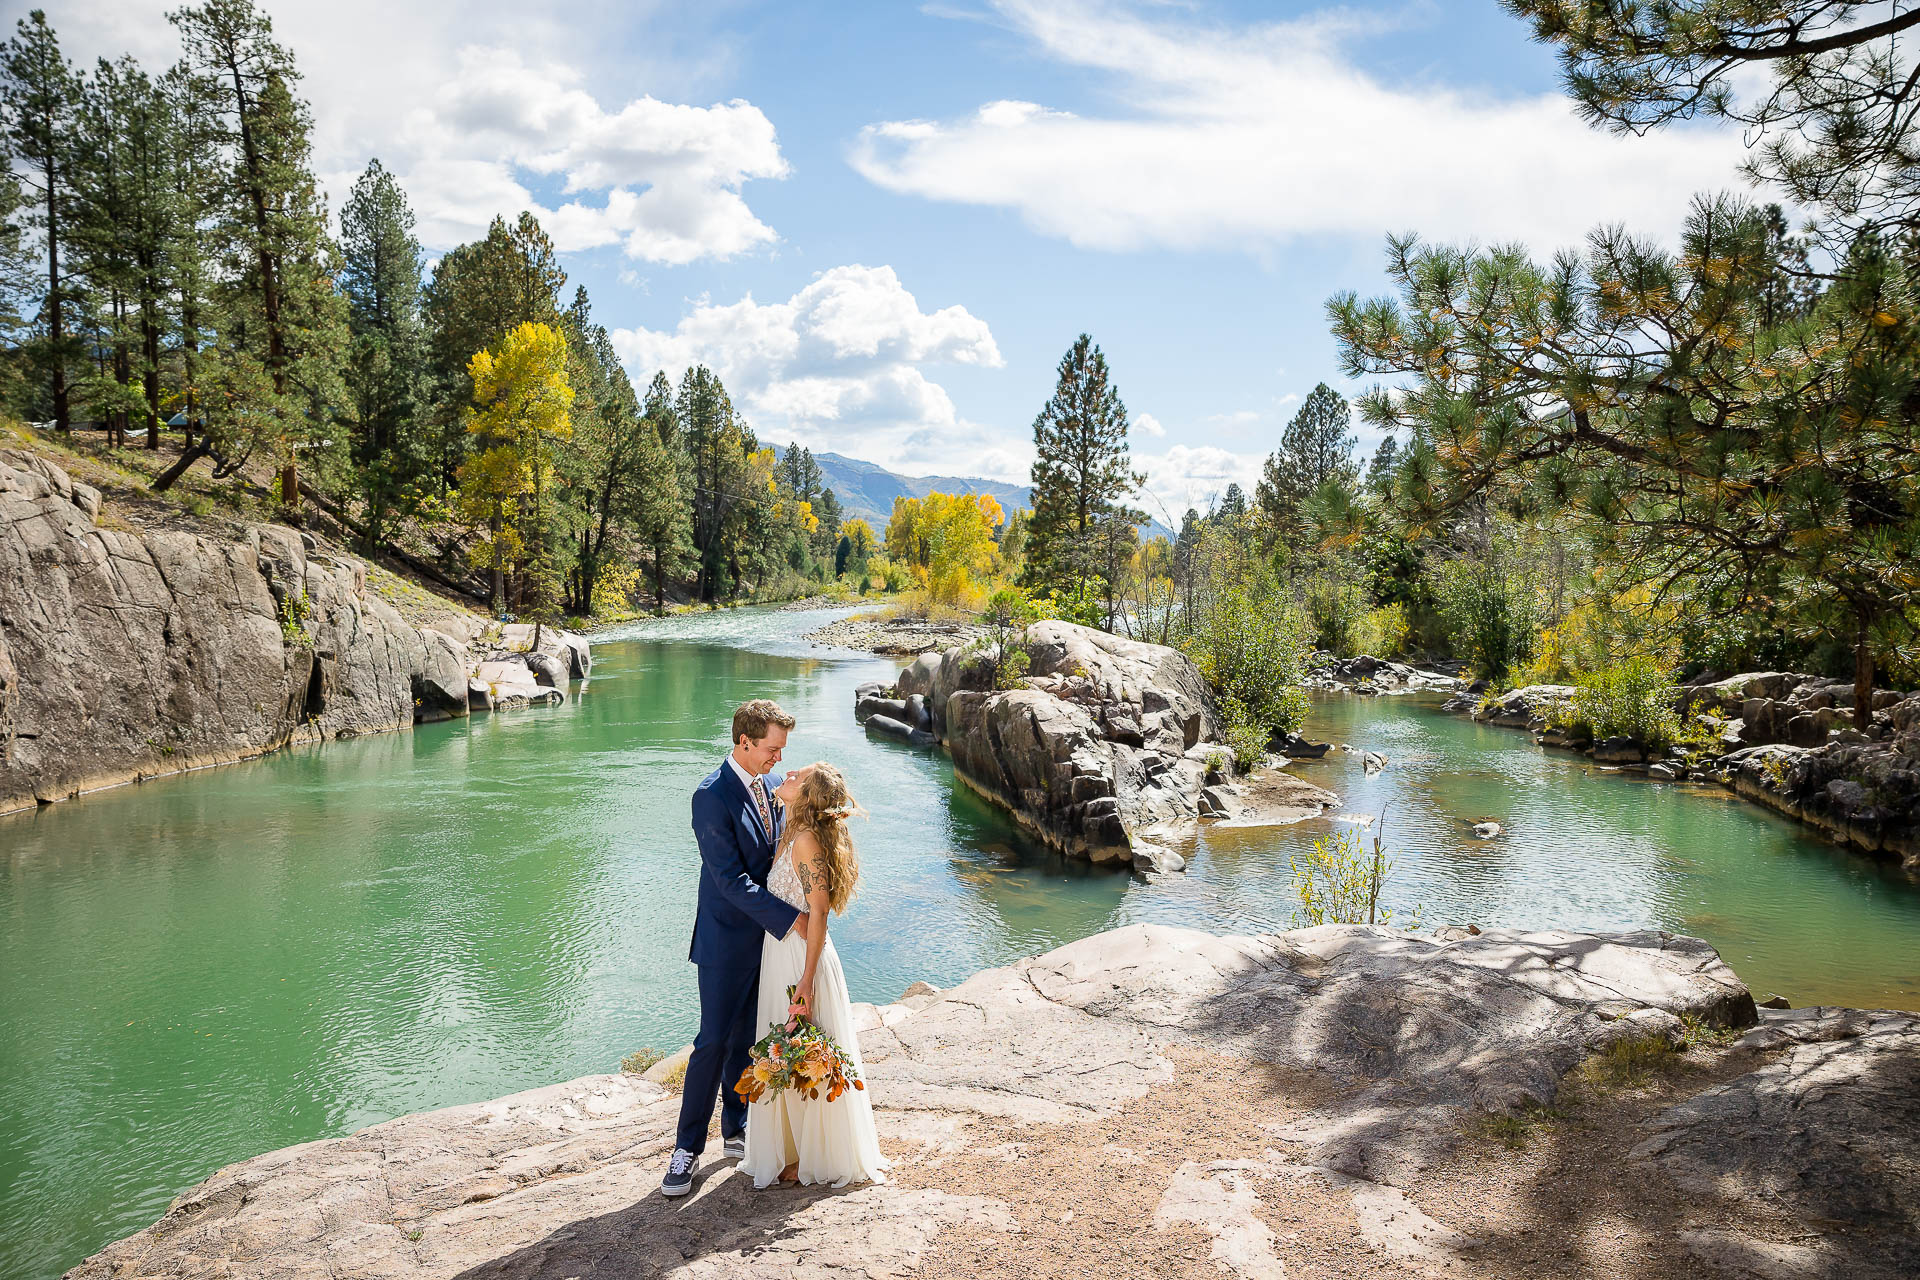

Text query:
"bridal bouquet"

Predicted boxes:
[[732, 987, 865, 1105]]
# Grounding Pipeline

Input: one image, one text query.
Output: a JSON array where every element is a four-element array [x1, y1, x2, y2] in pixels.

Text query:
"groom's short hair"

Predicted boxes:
[[733, 699, 795, 745]]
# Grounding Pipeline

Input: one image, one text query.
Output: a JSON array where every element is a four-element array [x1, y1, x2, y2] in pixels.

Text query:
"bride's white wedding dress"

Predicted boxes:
[[740, 841, 888, 1190]]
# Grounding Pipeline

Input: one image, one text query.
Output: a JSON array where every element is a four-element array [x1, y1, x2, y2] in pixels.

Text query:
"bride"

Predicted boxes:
[[741, 763, 889, 1190]]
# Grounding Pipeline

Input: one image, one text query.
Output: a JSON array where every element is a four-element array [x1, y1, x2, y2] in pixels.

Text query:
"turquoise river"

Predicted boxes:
[[4, 606, 1919, 1280]]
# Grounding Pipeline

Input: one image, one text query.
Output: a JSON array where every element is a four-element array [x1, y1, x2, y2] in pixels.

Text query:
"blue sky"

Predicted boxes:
[[60, 0, 1751, 520]]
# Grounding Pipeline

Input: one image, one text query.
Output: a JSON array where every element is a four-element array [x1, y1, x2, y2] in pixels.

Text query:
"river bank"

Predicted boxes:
[[0, 450, 591, 817], [1303, 653, 1920, 876], [67, 922, 1920, 1280]]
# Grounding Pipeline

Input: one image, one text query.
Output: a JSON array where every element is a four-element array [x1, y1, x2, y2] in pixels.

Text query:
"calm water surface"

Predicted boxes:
[[4, 606, 1918, 1280]]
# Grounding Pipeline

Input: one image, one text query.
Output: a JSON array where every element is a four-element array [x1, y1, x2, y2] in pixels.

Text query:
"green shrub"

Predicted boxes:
[[1352, 602, 1411, 659], [971, 586, 1038, 690], [1568, 657, 1682, 747], [279, 589, 312, 647], [1303, 572, 1365, 653], [1433, 556, 1537, 677], [1288, 820, 1419, 927], [1033, 577, 1105, 629]]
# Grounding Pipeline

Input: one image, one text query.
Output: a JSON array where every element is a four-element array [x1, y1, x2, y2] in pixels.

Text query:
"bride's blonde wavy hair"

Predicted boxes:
[[788, 764, 865, 914]]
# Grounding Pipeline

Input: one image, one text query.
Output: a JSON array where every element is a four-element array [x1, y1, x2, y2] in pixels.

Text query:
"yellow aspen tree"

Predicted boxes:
[[456, 321, 573, 615]]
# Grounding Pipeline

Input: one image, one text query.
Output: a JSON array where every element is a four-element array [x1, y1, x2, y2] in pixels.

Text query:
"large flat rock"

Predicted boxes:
[[70, 924, 1916, 1279]]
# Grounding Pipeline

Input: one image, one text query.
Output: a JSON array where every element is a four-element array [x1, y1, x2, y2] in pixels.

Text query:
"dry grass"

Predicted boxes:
[[620, 1048, 666, 1075]]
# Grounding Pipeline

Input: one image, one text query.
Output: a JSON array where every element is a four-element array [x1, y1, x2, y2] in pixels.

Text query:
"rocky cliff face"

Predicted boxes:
[[895, 621, 1334, 869], [0, 450, 584, 815], [66, 923, 1919, 1280]]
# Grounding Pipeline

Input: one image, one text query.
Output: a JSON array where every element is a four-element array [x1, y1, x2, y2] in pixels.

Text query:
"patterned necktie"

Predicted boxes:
[[750, 775, 775, 837]]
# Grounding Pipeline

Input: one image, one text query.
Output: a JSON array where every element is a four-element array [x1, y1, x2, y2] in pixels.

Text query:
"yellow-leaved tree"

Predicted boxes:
[[886, 492, 1005, 605], [456, 322, 574, 620]]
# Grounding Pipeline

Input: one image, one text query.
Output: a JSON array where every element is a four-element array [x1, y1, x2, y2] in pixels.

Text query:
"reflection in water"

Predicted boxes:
[[3, 607, 1918, 1280]]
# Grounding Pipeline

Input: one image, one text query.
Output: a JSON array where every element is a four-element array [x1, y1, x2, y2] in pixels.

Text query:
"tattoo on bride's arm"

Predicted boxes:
[[796, 856, 816, 898]]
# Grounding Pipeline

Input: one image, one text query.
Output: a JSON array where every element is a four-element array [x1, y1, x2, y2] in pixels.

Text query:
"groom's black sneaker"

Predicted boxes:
[[722, 1134, 746, 1160], [661, 1147, 697, 1198]]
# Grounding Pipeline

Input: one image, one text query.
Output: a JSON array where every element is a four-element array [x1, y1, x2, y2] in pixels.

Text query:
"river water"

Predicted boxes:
[[4, 606, 1918, 1279]]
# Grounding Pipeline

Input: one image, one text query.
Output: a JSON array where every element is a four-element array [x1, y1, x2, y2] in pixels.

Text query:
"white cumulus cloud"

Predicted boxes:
[[400, 47, 788, 261], [850, 0, 1752, 255], [48, 1, 785, 264], [611, 266, 1018, 476], [1135, 442, 1265, 524]]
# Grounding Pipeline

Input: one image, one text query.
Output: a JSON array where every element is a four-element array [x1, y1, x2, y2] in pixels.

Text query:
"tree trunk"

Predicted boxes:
[[652, 539, 666, 616], [1854, 625, 1875, 731], [44, 146, 69, 434], [143, 297, 161, 449], [280, 460, 299, 510], [153, 438, 212, 491]]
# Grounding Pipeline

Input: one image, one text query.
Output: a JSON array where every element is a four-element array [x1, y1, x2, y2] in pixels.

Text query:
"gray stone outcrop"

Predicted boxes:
[[905, 622, 1334, 864], [0, 451, 586, 815], [72, 923, 1914, 1280]]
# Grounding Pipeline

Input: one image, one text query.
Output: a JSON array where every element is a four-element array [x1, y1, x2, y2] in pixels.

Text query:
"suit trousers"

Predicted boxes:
[[674, 961, 762, 1154]]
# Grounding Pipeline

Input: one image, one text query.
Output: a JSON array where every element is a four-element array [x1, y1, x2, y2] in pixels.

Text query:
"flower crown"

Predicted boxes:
[[817, 802, 862, 820]]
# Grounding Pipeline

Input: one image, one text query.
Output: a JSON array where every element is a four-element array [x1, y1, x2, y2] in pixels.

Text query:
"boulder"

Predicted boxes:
[[1647, 761, 1680, 781], [1130, 839, 1186, 874], [1472, 821, 1501, 839], [864, 714, 917, 744], [1279, 733, 1331, 758], [856, 694, 910, 725], [1476, 684, 1574, 729], [1633, 1011, 1920, 1278], [1591, 736, 1646, 765], [413, 629, 471, 722], [525, 650, 570, 689], [1362, 751, 1387, 773], [897, 651, 943, 698]]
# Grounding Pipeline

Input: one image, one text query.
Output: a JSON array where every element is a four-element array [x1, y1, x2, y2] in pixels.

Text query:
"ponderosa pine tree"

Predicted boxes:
[[1331, 196, 1920, 728], [632, 370, 691, 614], [1364, 434, 1400, 497], [679, 363, 749, 602], [2, 11, 78, 432], [168, 0, 347, 500], [70, 56, 176, 449], [338, 158, 427, 550], [1502, 0, 1920, 244], [1256, 382, 1358, 539], [161, 58, 217, 454], [1024, 333, 1144, 600], [422, 211, 565, 492]]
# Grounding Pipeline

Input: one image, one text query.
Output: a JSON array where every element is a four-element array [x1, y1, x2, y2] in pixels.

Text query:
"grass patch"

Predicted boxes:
[[620, 1047, 665, 1075], [1469, 1103, 1565, 1150], [659, 1061, 687, 1093], [1678, 1013, 1743, 1051], [1570, 1033, 1681, 1092]]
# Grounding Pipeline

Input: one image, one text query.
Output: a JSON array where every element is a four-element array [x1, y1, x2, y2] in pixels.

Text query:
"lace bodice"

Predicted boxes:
[[768, 841, 807, 910]]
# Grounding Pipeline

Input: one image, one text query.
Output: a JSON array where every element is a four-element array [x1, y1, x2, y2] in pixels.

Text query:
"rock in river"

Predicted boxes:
[[914, 621, 1335, 864]]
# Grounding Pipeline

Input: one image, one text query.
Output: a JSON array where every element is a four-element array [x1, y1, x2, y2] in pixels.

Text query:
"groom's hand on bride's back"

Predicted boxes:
[[786, 912, 810, 938]]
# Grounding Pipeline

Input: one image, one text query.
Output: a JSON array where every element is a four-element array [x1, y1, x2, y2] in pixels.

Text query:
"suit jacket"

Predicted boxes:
[[688, 758, 800, 969]]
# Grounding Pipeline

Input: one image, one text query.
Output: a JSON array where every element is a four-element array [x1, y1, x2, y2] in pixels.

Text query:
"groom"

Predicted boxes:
[[661, 698, 810, 1198]]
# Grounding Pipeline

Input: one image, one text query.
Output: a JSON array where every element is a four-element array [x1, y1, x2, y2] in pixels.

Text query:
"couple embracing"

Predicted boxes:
[[661, 698, 888, 1198]]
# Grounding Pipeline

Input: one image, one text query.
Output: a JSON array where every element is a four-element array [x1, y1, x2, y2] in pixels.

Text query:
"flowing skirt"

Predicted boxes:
[[740, 930, 889, 1190]]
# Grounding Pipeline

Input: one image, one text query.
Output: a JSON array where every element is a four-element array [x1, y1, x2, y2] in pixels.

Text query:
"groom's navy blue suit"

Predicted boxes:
[[675, 758, 802, 1155]]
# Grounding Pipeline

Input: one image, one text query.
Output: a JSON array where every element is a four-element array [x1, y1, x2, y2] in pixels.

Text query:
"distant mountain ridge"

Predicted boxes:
[[776, 447, 1172, 541], [776, 448, 1031, 528]]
